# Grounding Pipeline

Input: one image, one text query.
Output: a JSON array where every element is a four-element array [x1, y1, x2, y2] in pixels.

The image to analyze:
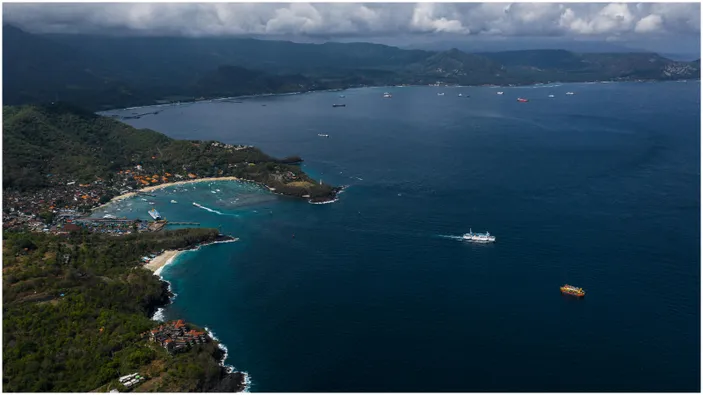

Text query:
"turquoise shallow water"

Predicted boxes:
[[99, 82, 700, 391]]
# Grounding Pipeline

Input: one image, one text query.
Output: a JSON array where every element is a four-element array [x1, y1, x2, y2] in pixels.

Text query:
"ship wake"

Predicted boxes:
[[192, 202, 238, 216], [437, 234, 465, 241]]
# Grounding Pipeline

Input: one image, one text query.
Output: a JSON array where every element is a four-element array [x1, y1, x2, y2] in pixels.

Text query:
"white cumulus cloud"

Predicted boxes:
[[2, 2, 699, 39]]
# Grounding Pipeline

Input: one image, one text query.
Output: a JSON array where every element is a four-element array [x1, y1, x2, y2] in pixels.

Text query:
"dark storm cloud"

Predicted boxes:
[[3, 3, 700, 38]]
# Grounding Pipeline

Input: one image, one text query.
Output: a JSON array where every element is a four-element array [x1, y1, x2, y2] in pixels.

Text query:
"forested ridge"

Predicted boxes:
[[4, 24, 699, 111], [3, 229, 244, 392], [3, 104, 339, 201]]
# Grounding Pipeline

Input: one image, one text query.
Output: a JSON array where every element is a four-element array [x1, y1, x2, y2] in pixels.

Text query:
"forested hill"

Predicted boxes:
[[3, 24, 700, 110], [3, 104, 338, 200], [2, 229, 247, 392]]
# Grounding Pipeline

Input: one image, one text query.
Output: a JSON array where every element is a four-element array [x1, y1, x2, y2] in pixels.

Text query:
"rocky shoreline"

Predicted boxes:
[[144, 234, 249, 392]]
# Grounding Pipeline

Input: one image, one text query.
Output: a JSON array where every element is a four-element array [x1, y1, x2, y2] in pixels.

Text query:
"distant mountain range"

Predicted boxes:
[[3, 24, 700, 111]]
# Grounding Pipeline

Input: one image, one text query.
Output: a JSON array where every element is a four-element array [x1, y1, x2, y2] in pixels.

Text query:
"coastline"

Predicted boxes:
[[93, 175, 341, 212], [92, 176, 244, 212], [145, 235, 248, 391], [97, 79, 699, 114]]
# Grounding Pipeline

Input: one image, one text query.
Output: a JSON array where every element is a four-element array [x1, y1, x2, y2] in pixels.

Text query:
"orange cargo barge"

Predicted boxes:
[[560, 284, 585, 297]]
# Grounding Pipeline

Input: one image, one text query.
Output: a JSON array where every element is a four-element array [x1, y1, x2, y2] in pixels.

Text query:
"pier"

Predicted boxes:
[[168, 222, 200, 226]]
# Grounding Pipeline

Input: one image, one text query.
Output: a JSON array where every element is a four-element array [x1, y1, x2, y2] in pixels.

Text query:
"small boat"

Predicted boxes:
[[339, 94, 345, 98], [170, 200, 178, 204], [383, 93, 392, 98], [318, 133, 329, 138], [211, 190, 217, 194], [458, 93, 463, 97], [437, 92, 445, 96], [103, 214, 117, 219], [548, 94, 555, 98], [566, 92, 575, 95], [560, 284, 585, 297], [148, 202, 155, 205], [332, 104, 346, 107], [462, 229, 496, 243], [517, 98, 529, 102], [497, 91, 504, 95]]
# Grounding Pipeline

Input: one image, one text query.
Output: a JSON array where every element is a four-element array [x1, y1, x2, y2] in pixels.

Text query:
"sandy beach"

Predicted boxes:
[[92, 176, 243, 212], [144, 250, 183, 273]]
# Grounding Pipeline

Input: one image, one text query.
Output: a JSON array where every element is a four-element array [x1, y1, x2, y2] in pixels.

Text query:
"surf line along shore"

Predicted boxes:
[[143, 236, 240, 275]]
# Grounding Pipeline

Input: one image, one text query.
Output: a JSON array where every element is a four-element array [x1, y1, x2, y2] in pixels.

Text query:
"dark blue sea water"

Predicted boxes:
[[99, 82, 701, 392]]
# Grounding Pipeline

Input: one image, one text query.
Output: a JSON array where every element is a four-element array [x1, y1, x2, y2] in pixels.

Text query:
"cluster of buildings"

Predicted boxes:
[[147, 320, 210, 354], [117, 372, 144, 390], [210, 142, 253, 151], [3, 164, 196, 233]]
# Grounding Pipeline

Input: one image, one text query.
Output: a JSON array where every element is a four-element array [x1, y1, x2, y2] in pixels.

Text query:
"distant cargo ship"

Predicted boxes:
[[462, 229, 496, 243], [148, 208, 162, 221], [560, 284, 585, 297]]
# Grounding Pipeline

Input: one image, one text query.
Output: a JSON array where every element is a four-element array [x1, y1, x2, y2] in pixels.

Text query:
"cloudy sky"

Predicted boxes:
[[3, 2, 701, 54]]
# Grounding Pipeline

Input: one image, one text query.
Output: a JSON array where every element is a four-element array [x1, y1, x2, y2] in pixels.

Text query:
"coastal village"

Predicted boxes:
[[1, 141, 305, 234], [3, 164, 202, 233], [146, 319, 210, 354]]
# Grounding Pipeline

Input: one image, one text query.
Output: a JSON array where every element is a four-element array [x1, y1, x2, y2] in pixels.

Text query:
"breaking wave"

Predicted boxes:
[[205, 326, 252, 392]]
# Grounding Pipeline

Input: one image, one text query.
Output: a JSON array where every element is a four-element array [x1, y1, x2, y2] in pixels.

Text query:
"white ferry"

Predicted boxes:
[[148, 208, 162, 221], [462, 229, 496, 243]]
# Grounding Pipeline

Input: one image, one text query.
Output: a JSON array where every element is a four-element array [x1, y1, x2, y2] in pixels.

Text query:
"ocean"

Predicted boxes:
[[96, 82, 701, 392]]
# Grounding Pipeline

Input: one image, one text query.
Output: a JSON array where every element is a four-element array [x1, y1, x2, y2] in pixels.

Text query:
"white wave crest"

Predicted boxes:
[[151, 307, 166, 322], [204, 326, 252, 392], [309, 198, 339, 205]]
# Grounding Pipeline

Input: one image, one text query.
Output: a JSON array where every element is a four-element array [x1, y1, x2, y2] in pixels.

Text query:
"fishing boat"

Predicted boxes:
[[517, 97, 529, 102], [560, 284, 585, 297], [462, 229, 496, 243]]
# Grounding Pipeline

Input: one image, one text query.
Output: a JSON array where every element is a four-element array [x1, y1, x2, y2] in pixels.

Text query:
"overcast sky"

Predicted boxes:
[[3, 2, 701, 53]]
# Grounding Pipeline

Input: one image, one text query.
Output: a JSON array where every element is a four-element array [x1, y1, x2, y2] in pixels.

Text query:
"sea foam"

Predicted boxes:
[[205, 326, 253, 392]]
